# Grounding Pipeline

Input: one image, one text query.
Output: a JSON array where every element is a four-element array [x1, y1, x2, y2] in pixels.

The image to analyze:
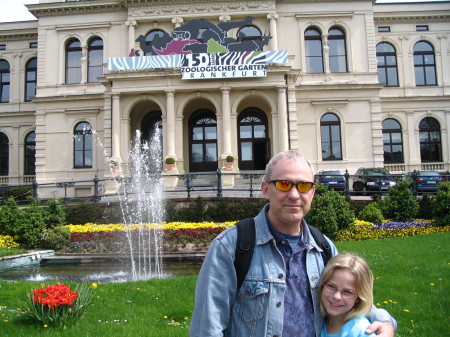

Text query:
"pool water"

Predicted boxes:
[[0, 261, 201, 283]]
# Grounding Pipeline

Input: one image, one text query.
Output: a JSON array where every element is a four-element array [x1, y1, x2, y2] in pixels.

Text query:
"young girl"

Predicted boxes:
[[319, 252, 376, 337]]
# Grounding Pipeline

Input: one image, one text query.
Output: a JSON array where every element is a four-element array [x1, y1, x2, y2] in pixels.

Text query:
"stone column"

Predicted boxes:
[[277, 86, 289, 151], [322, 33, 330, 74], [10, 125, 19, 183], [221, 86, 232, 156], [12, 53, 22, 103], [165, 89, 176, 158], [111, 94, 121, 160], [126, 20, 138, 53], [267, 13, 278, 50], [406, 110, 419, 167], [80, 45, 87, 84]]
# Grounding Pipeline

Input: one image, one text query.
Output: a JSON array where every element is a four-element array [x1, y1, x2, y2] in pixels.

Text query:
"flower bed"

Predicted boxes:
[[0, 235, 20, 249], [336, 219, 450, 242], [61, 220, 450, 254], [64, 222, 235, 254]]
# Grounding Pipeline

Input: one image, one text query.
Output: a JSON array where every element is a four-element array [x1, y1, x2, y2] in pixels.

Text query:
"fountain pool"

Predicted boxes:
[[0, 259, 201, 283]]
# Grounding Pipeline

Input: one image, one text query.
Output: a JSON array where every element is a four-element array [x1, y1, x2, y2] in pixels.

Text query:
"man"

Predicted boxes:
[[190, 150, 396, 337]]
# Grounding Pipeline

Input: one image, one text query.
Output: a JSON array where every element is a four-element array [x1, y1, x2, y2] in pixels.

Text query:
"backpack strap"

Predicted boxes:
[[234, 218, 256, 290], [307, 225, 332, 266]]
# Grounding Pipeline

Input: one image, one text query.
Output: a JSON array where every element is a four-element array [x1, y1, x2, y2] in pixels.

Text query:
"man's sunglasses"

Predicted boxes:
[[267, 180, 315, 193]]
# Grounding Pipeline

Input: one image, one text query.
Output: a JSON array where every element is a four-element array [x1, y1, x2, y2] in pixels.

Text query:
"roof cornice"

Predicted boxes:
[[0, 30, 37, 42], [26, 0, 124, 18], [374, 13, 450, 24]]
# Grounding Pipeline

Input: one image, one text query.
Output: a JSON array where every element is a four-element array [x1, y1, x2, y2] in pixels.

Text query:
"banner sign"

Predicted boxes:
[[108, 50, 287, 79], [106, 17, 288, 79]]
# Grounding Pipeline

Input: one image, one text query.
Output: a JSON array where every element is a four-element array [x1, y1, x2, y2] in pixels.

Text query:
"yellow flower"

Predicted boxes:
[[403, 309, 410, 313], [430, 283, 435, 286], [163, 316, 168, 319], [91, 283, 98, 289], [44, 324, 48, 328], [383, 300, 388, 304]]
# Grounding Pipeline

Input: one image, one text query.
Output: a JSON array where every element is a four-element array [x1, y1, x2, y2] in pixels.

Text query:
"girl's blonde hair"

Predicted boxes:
[[318, 252, 374, 321]]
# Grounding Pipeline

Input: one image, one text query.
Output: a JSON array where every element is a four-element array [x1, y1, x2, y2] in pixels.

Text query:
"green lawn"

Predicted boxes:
[[1, 232, 448, 336], [0, 247, 27, 257]]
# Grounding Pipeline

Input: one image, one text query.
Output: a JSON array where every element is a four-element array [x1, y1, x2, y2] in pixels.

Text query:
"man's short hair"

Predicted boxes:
[[264, 150, 315, 181]]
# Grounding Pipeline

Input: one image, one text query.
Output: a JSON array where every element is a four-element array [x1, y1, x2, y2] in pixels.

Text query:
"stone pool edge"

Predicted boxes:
[[0, 250, 55, 271]]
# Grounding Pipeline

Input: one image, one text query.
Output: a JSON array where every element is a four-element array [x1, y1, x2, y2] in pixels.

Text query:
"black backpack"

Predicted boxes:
[[234, 218, 332, 290]]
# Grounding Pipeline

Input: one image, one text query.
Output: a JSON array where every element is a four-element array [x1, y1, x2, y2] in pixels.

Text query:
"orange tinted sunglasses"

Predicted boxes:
[[267, 180, 315, 193]]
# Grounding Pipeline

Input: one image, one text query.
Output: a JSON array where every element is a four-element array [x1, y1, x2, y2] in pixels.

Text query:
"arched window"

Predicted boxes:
[[0, 132, 8, 175], [88, 37, 103, 83], [382, 119, 403, 163], [74, 122, 93, 168], [189, 109, 217, 172], [24, 131, 36, 175], [237, 25, 262, 41], [0, 59, 10, 103], [25, 57, 37, 101], [143, 29, 167, 56], [238, 108, 270, 170], [320, 113, 342, 160], [376, 43, 398, 87], [305, 27, 323, 73], [65, 39, 81, 84], [419, 117, 442, 162], [413, 41, 437, 86], [328, 27, 347, 72], [141, 111, 162, 144]]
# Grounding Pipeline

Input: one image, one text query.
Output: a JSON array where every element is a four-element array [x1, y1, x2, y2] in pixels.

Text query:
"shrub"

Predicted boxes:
[[41, 226, 71, 251], [0, 185, 34, 202], [13, 199, 47, 248], [44, 198, 67, 228], [0, 198, 21, 236], [225, 155, 234, 162], [205, 198, 266, 222], [432, 182, 450, 226], [174, 197, 210, 222], [66, 202, 104, 225], [417, 194, 434, 219], [357, 202, 384, 224], [381, 180, 419, 221], [306, 187, 355, 240], [0, 198, 47, 248], [165, 157, 175, 165]]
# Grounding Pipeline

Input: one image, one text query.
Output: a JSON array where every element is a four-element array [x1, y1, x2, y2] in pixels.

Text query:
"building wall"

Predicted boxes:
[[0, 0, 449, 198]]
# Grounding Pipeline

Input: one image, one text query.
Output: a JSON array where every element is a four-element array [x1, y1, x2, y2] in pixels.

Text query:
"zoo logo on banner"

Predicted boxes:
[[181, 52, 267, 79], [107, 17, 288, 79]]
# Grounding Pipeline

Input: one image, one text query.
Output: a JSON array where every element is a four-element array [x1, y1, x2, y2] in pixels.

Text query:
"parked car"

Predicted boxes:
[[408, 170, 444, 193], [315, 170, 346, 191], [352, 167, 396, 194]]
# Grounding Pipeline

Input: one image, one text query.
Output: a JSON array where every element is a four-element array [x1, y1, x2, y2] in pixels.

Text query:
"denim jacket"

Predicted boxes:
[[190, 204, 395, 337]]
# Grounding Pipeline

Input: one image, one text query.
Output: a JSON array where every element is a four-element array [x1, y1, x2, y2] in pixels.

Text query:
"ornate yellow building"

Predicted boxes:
[[0, 0, 449, 198]]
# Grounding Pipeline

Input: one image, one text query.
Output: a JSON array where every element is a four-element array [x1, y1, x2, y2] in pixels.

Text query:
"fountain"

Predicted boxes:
[[114, 129, 165, 281], [0, 129, 177, 283]]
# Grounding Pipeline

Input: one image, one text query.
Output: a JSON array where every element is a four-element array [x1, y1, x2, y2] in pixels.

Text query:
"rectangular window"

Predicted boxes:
[[29, 42, 38, 48], [378, 26, 391, 32], [416, 25, 429, 31], [0, 44, 6, 50]]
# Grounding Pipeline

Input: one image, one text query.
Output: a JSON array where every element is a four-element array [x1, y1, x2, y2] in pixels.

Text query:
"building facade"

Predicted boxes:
[[0, 0, 449, 198]]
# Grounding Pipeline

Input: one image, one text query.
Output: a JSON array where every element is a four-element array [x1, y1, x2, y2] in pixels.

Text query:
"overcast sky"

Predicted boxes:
[[0, 0, 448, 24]]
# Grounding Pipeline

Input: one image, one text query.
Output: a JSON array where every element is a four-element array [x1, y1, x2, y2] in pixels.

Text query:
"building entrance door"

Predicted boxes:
[[189, 109, 218, 172], [238, 108, 270, 170]]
